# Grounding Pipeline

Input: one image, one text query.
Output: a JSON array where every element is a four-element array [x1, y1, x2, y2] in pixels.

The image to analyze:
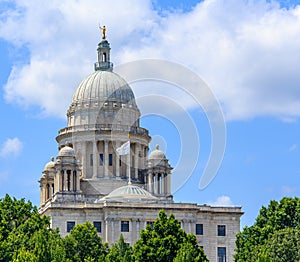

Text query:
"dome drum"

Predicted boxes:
[[56, 124, 150, 144]]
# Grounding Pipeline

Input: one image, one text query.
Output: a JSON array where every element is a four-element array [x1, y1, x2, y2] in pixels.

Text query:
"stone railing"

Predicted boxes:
[[58, 124, 149, 137]]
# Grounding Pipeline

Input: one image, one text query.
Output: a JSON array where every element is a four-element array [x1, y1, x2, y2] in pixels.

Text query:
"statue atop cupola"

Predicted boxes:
[[95, 25, 113, 71]]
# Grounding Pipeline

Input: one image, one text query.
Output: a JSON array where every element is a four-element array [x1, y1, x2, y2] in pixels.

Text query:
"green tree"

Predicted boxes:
[[64, 221, 107, 262], [235, 197, 300, 261], [105, 234, 134, 262], [134, 210, 208, 262], [0, 194, 50, 261], [12, 248, 38, 262], [263, 227, 300, 261], [174, 234, 208, 262]]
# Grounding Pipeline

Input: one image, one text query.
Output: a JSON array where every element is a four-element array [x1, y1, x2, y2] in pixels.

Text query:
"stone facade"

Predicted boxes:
[[39, 33, 243, 262]]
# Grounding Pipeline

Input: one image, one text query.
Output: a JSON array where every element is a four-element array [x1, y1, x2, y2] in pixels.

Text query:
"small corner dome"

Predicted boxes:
[[43, 157, 55, 171], [98, 184, 157, 202], [58, 146, 75, 157], [149, 145, 166, 160]]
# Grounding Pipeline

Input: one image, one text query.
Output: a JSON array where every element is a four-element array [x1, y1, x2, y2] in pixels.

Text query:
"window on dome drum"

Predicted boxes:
[[119, 158, 122, 166], [90, 154, 93, 166], [99, 154, 104, 166], [218, 247, 226, 262], [146, 221, 154, 229], [109, 154, 113, 166], [218, 225, 226, 236], [93, 221, 101, 233], [121, 221, 129, 232], [67, 221, 75, 233], [196, 223, 203, 235]]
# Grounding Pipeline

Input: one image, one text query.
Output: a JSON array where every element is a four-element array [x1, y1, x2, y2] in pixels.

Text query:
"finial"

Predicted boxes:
[[156, 144, 159, 150], [99, 24, 106, 40]]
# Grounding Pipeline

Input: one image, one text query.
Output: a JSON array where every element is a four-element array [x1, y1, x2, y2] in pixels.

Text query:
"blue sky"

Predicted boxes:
[[1, 0, 300, 227]]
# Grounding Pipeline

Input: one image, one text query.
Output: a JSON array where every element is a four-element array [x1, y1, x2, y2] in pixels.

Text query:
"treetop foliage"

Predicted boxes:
[[235, 197, 300, 262]]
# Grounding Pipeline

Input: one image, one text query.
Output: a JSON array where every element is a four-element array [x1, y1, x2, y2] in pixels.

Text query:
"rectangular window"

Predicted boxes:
[[218, 247, 226, 262], [90, 154, 93, 166], [146, 221, 154, 228], [132, 155, 135, 166], [99, 154, 104, 166], [67, 221, 75, 233], [196, 224, 203, 235], [121, 221, 129, 232], [218, 225, 226, 236], [93, 221, 101, 233], [109, 154, 113, 166], [119, 157, 122, 166]]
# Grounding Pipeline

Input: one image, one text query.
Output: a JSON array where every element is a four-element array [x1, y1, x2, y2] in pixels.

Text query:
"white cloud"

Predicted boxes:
[[208, 195, 234, 207], [1, 0, 300, 120], [0, 137, 23, 158]]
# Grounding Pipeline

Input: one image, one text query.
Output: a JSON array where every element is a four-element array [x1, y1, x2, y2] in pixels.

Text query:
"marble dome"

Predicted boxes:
[[57, 146, 75, 157], [71, 70, 138, 109], [99, 184, 157, 202], [43, 157, 55, 171], [149, 145, 166, 160]]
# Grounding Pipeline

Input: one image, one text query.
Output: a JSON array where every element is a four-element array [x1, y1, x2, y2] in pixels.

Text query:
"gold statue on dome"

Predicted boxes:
[[99, 24, 106, 40]]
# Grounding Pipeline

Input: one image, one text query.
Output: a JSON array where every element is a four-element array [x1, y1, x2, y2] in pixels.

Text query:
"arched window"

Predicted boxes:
[[102, 52, 107, 62]]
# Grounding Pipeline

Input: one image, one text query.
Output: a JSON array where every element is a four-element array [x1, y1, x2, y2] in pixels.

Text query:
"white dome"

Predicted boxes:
[[99, 184, 157, 202], [58, 146, 75, 157], [43, 157, 55, 171], [72, 71, 138, 108], [149, 145, 166, 160]]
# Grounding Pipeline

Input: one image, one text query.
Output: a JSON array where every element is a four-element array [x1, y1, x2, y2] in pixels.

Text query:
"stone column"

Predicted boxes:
[[129, 220, 132, 245], [82, 141, 87, 178], [111, 219, 115, 243], [105, 219, 109, 243], [64, 171, 68, 191], [188, 220, 192, 234], [116, 141, 120, 178], [127, 150, 130, 182], [92, 141, 98, 179], [77, 170, 80, 191], [137, 219, 141, 241], [148, 173, 153, 193], [162, 173, 165, 195], [104, 140, 109, 178], [40, 185, 43, 205], [68, 171, 72, 191], [131, 218, 137, 243], [134, 143, 138, 180], [167, 173, 171, 195]]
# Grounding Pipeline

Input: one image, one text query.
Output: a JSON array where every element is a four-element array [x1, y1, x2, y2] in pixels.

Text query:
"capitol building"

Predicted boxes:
[[38, 30, 243, 262]]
